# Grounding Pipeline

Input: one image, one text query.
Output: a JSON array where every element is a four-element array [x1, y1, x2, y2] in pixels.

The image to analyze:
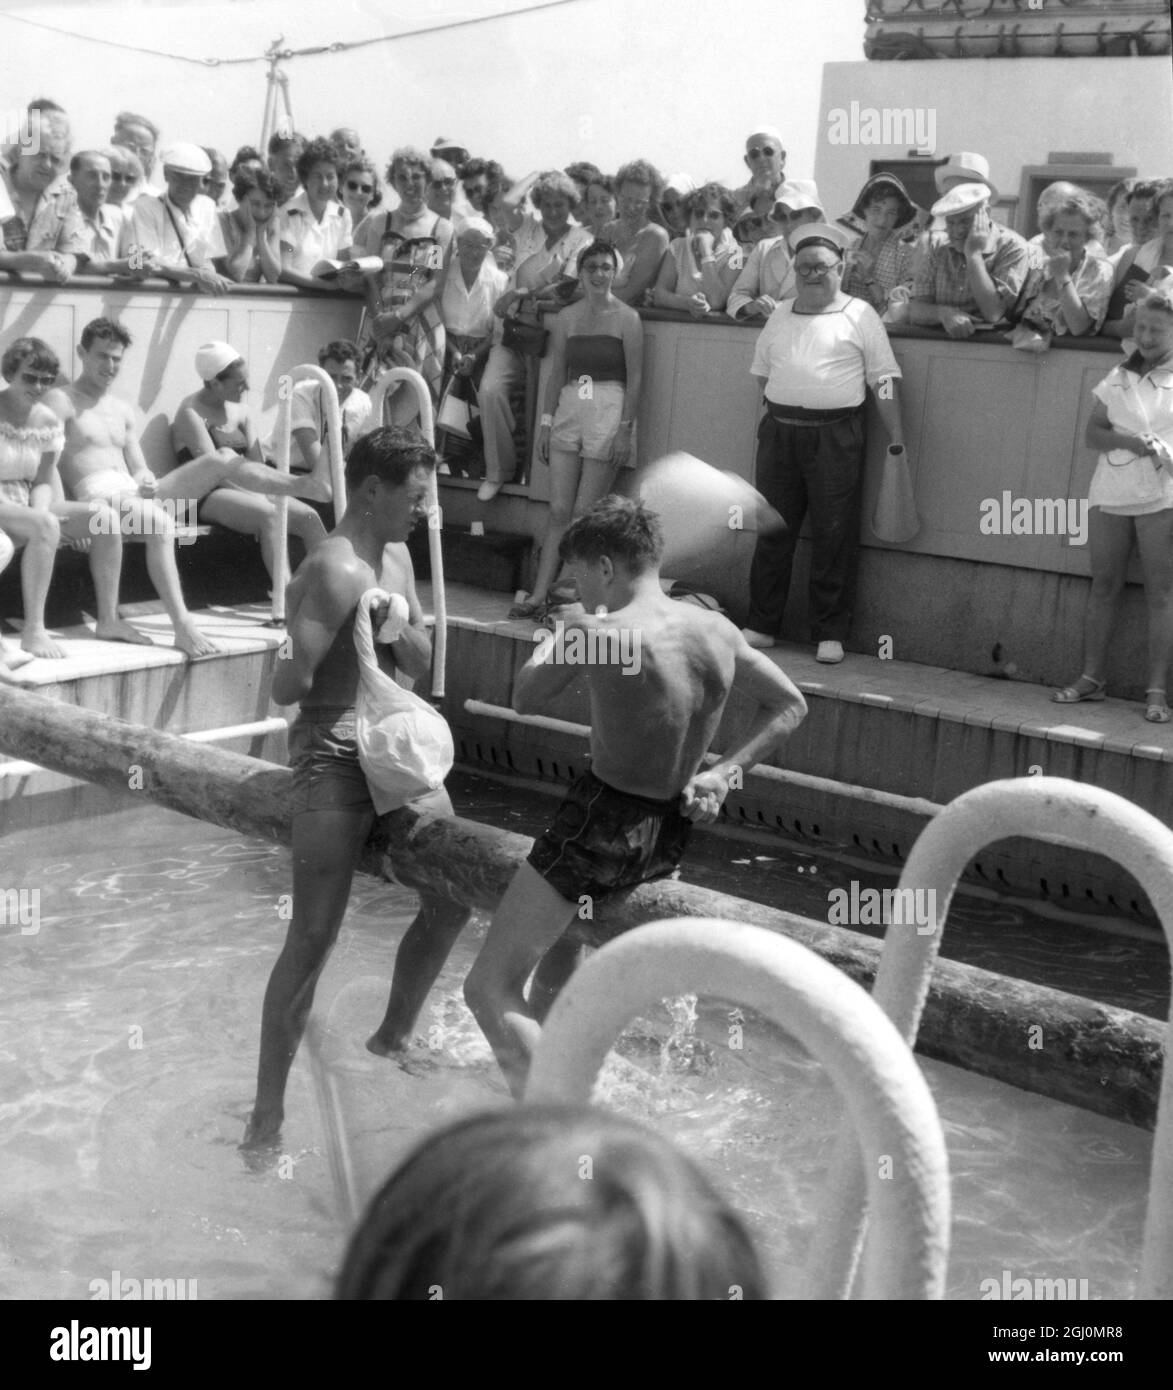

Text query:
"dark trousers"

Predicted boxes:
[[746, 407, 865, 642]]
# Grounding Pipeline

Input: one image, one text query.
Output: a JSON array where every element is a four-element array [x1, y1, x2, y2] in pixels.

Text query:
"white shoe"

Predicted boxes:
[[742, 629, 776, 649], [476, 481, 503, 502], [816, 640, 844, 663]]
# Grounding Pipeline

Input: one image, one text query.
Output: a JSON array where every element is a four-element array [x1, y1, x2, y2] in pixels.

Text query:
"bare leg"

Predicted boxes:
[[527, 935, 585, 1022], [531, 452, 618, 605], [53, 502, 153, 646], [244, 804, 374, 1148], [0, 529, 34, 674], [197, 491, 326, 582], [156, 450, 331, 504], [366, 893, 473, 1055], [1079, 508, 1133, 681], [463, 862, 579, 1097], [1135, 507, 1173, 711], [0, 506, 63, 658]]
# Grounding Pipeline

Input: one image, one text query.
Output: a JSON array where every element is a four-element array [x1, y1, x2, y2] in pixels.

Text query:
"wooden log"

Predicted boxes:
[[0, 683, 1162, 1129]]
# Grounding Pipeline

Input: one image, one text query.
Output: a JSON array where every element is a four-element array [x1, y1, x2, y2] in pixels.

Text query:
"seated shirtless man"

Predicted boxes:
[[243, 426, 470, 1149], [463, 495, 808, 1096], [48, 318, 336, 657]]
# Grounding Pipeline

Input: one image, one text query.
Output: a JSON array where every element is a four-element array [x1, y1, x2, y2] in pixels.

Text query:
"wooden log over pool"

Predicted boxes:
[[0, 682, 1162, 1129]]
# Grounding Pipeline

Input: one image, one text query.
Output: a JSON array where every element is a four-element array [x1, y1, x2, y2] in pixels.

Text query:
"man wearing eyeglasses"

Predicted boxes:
[[732, 126, 787, 216], [742, 223, 906, 666]]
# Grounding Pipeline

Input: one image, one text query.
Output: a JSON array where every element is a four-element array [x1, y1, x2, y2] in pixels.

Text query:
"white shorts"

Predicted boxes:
[[72, 469, 141, 503], [549, 381, 631, 464]]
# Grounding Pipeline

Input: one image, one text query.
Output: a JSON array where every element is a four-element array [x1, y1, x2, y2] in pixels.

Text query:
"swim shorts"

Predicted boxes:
[[72, 469, 141, 503], [527, 769, 692, 903], [288, 706, 449, 817], [548, 381, 632, 464]]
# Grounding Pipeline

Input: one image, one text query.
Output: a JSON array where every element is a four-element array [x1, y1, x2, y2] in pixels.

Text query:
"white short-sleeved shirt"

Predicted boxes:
[[751, 296, 901, 409], [277, 190, 353, 276], [288, 380, 374, 459], [130, 193, 226, 266], [440, 255, 507, 337], [1088, 355, 1173, 512]]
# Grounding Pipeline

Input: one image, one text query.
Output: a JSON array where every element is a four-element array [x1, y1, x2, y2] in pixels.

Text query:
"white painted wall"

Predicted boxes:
[[0, 0, 863, 188], [814, 57, 1173, 224]]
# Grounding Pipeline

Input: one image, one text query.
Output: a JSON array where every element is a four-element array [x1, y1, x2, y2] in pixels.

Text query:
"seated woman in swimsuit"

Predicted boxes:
[[170, 341, 329, 578], [509, 241, 642, 620]]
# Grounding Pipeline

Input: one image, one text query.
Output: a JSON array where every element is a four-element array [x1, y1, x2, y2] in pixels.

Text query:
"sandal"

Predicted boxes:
[[1052, 675, 1106, 704], [1145, 689, 1170, 724]]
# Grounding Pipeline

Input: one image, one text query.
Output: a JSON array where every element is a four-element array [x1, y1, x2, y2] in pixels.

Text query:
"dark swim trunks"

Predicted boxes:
[[527, 769, 692, 903], [288, 706, 449, 817]]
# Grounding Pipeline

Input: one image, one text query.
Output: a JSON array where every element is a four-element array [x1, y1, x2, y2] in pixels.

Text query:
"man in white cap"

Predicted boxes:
[[129, 143, 231, 295], [727, 179, 824, 321], [741, 222, 906, 665], [732, 126, 787, 215], [909, 182, 1032, 338]]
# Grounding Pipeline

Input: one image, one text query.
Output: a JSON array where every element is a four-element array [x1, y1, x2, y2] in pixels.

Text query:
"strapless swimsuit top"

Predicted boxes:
[[564, 335, 627, 385]]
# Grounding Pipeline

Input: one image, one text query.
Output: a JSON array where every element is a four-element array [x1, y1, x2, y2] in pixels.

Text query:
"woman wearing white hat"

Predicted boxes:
[[171, 342, 329, 577]]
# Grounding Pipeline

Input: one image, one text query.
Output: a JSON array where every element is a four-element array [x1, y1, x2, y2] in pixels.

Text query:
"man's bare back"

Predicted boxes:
[[569, 592, 737, 800]]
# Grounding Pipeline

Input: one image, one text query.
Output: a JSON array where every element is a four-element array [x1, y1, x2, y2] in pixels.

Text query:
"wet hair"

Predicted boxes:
[[230, 145, 263, 176], [577, 238, 620, 272], [560, 496, 663, 573], [345, 425, 436, 492], [342, 157, 382, 210], [114, 111, 159, 141], [1038, 185, 1106, 238], [684, 182, 736, 224], [267, 131, 306, 158], [615, 159, 664, 203], [335, 1104, 766, 1301], [231, 166, 282, 205], [387, 146, 431, 184], [296, 137, 342, 186], [2, 337, 60, 382], [531, 169, 579, 211], [80, 317, 131, 351], [318, 339, 359, 366]]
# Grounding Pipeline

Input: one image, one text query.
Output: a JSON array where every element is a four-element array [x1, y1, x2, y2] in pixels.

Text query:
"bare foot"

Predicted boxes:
[[174, 622, 221, 659], [365, 1030, 407, 1058], [292, 472, 333, 504], [0, 642, 35, 672], [240, 1108, 283, 1156], [21, 627, 65, 660], [94, 617, 155, 647]]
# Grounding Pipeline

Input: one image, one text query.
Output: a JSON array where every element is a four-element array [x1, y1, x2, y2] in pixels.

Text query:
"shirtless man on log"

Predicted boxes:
[[47, 318, 335, 658], [243, 426, 470, 1150], [463, 495, 808, 1096]]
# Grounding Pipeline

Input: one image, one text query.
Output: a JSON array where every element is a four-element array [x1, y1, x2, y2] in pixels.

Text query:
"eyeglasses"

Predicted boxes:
[[346, 181, 373, 194], [794, 262, 839, 278], [109, 172, 135, 183], [747, 145, 778, 159], [431, 178, 457, 188], [20, 371, 56, 387]]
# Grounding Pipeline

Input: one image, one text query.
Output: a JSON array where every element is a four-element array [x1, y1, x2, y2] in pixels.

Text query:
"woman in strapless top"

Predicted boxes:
[[171, 348, 327, 578], [509, 238, 644, 620]]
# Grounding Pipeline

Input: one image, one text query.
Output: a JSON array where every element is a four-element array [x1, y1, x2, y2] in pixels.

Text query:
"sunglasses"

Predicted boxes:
[[747, 144, 778, 159], [346, 181, 373, 194], [739, 216, 766, 232], [430, 178, 457, 188], [109, 172, 135, 183], [20, 371, 56, 387]]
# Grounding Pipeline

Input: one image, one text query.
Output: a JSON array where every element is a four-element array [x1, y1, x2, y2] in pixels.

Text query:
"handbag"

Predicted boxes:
[[436, 380, 474, 438], [502, 316, 549, 357], [872, 444, 921, 544], [352, 588, 454, 814]]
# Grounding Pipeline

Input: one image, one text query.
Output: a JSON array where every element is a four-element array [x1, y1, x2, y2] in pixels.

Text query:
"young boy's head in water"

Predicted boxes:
[[335, 1104, 767, 1300]]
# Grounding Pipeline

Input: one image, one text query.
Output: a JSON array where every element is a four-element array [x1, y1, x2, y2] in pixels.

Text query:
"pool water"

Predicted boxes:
[[0, 791, 1154, 1301]]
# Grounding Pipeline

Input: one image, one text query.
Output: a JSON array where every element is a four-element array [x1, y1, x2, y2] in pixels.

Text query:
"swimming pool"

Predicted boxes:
[[0, 791, 1152, 1300]]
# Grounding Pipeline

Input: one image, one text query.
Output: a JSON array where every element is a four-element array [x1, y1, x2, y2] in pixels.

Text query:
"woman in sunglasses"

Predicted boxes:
[[340, 157, 381, 230]]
